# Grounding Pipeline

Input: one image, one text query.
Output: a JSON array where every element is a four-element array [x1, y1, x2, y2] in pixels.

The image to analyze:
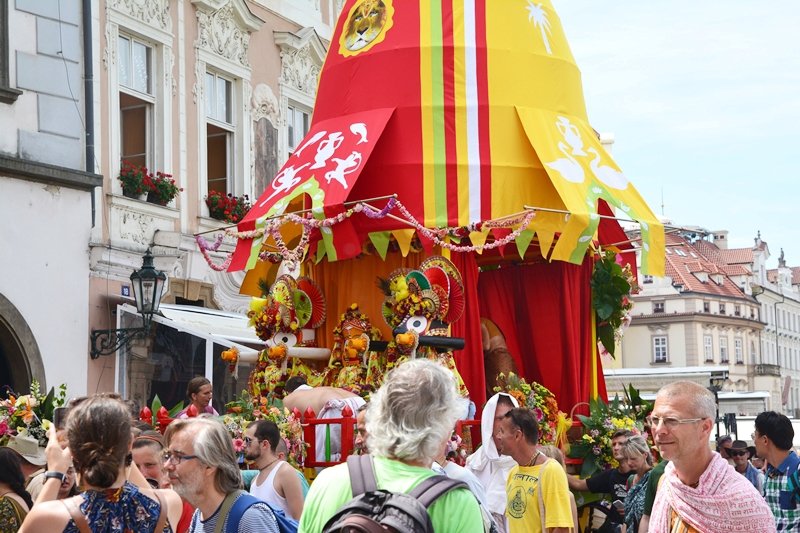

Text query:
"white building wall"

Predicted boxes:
[[0, 177, 93, 395]]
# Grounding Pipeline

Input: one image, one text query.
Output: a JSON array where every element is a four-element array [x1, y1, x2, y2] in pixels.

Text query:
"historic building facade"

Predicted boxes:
[[1, 0, 342, 400], [612, 227, 800, 417], [0, 0, 102, 395]]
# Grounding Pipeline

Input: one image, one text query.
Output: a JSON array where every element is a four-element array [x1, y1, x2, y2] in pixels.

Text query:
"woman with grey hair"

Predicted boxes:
[[620, 435, 653, 533], [298, 359, 484, 532]]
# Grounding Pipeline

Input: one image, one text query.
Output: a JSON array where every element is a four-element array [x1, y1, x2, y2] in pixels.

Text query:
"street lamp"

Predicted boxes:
[[90, 249, 167, 359], [709, 373, 727, 441]]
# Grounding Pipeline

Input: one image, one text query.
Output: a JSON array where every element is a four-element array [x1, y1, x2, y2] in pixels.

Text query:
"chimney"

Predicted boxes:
[[712, 230, 729, 250]]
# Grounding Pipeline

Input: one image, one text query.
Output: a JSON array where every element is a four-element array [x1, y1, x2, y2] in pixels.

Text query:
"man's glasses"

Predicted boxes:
[[729, 450, 748, 457], [162, 450, 199, 465], [646, 415, 705, 429]]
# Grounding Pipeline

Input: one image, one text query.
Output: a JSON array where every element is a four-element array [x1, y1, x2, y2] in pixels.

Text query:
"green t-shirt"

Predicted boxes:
[[298, 455, 484, 533], [642, 460, 668, 515]]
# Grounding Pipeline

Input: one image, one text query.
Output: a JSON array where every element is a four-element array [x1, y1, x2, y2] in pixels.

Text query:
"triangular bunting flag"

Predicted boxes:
[[392, 229, 416, 257], [469, 230, 489, 255], [515, 229, 535, 260], [368, 231, 391, 260], [537, 228, 555, 259], [492, 228, 512, 258]]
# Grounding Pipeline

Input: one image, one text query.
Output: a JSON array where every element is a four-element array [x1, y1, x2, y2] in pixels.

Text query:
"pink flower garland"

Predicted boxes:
[[196, 196, 537, 271]]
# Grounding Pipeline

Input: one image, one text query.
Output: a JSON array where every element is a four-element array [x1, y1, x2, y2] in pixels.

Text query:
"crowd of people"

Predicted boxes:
[[2, 367, 800, 532]]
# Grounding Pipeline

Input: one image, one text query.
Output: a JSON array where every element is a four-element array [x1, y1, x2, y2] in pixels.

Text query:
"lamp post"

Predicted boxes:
[[708, 373, 727, 441], [90, 249, 167, 358]]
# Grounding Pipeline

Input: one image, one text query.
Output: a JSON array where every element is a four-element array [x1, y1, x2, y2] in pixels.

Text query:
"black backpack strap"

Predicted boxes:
[[347, 454, 379, 497], [408, 475, 468, 509]]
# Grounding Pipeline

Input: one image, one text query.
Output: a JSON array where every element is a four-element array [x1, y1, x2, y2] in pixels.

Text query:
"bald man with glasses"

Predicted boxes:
[[648, 381, 775, 532]]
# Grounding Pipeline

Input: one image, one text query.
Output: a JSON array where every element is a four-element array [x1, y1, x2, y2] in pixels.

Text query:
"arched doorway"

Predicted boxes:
[[0, 293, 45, 393]]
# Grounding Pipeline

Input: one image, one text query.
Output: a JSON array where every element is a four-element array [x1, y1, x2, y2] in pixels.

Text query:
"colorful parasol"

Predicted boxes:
[[228, 0, 664, 275]]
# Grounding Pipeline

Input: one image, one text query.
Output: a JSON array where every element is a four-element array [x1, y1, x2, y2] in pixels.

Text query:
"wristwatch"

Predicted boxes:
[[44, 471, 66, 483]]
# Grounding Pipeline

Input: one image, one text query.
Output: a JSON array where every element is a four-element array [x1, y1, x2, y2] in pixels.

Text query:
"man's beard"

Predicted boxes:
[[245, 448, 261, 462]]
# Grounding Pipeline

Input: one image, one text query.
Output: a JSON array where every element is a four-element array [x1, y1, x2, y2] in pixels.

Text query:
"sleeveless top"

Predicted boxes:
[[0, 494, 27, 531], [249, 461, 290, 514], [63, 481, 171, 533]]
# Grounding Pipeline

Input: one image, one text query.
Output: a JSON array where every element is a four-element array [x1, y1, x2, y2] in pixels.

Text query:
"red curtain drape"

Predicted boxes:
[[477, 259, 606, 415], [450, 252, 487, 410]]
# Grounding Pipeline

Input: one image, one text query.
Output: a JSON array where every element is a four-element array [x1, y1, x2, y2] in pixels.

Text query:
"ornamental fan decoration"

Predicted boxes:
[[247, 275, 326, 343], [377, 256, 465, 331]]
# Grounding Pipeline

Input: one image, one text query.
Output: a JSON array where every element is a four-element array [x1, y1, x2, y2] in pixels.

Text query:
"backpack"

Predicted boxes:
[[190, 491, 299, 533], [322, 454, 469, 533]]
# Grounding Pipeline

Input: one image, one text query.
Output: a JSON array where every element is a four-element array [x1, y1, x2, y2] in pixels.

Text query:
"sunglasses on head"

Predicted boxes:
[[729, 450, 748, 457]]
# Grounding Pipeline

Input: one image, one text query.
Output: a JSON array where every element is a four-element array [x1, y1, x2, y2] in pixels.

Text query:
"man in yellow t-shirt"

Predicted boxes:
[[496, 408, 573, 533]]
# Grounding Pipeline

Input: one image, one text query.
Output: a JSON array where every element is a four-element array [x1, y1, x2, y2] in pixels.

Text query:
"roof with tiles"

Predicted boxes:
[[662, 234, 748, 298], [767, 267, 800, 285]]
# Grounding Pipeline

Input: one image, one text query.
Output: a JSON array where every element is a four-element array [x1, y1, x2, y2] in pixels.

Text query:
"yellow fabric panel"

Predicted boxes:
[[516, 106, 665, 274]]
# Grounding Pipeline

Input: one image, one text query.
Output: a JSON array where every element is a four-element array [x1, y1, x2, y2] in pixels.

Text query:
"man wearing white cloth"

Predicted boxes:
[[283, 376, 365, 463], [465, 392, 519, 533], [649, 381, 775, 532]]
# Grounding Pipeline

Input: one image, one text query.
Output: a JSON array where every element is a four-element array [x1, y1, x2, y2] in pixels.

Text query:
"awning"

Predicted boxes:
[[516, 107, 665, 275], [223, 0, 665, 275], [229, 108, 395, 271], [119, 303, 261, 359]]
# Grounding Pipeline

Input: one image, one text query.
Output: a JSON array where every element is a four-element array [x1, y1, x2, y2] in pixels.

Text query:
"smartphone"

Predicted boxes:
[[612, 500, 625, 511], [53, 406, 69, 430]]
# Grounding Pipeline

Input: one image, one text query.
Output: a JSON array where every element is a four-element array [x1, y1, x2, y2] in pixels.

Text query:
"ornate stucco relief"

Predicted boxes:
[[108, 0, 172, 32], [196, 4, 251, 68]]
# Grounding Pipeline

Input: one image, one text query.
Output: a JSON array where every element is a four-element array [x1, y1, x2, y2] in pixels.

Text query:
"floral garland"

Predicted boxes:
[[196, 196, 539, 271], [591, 249, 637, 358], [567, 392, 650, 478], [195, 234, 233, 272], [223, 390, 306, 469], [0, 381, 67, 447], [493, 372, 570, 447]]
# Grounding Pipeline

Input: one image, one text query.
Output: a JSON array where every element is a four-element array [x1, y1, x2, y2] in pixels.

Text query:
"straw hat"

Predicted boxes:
[[5, 434, 47, 466]]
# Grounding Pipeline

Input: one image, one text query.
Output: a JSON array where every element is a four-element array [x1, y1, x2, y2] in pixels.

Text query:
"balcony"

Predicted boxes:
[[755, 364, 781, 377]]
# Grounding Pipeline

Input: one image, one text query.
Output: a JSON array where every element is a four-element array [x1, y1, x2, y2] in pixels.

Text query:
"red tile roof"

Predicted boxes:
[[767, 267, 800, 285], [662, 235, 747, 298]]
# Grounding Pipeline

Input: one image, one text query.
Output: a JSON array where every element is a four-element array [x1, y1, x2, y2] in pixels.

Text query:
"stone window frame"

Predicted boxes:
[[652, 335, 668, 364], [105, 4, 174, 196], [0, 3, 22, 103], [192, 0, 264, 210]]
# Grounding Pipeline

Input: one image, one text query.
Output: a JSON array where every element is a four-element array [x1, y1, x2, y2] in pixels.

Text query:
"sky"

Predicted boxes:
[[551, 1, 800, 268]]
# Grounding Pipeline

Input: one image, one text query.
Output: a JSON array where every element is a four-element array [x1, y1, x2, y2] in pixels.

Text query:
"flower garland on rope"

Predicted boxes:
[[196, 196, 539, 271]]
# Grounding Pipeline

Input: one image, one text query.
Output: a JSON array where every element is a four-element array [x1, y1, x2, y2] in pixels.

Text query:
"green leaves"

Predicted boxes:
[[591, 249, 636, 357]]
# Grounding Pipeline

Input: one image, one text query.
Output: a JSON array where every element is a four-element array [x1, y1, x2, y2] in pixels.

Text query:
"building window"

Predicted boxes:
[[653, 301, 665, 313], [704, 335, 713, 362], [642, 275, 653, 284], [719, 303, 726, 315], [734, 338, 743, 364], [653, 336, 668, 363], [720, 337, 728, 363], [0, 4, 21, 103], [118, 34, 154, 169], [287, 104, 311, 155], [205, 71, 234, 194], [734, 305, 741, 317], [703, 301, 710, 313]]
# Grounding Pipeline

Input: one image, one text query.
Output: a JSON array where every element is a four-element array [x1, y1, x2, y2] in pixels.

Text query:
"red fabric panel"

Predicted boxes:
[[450, 252, 487, 410], [477, 260, 603, 414]]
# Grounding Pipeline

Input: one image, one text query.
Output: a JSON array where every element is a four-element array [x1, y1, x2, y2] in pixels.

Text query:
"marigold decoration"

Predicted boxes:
[[222, 390, 306, 469], [327, 303, 385, 394], [591, 249, 637, 358], [567, 392, 649, 478], [246, 276, 327, 400], [0, 381, 67, 447], [493, 372, 570, 447], [221, 347, 239, 373], [377, 256, 469, 398]]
